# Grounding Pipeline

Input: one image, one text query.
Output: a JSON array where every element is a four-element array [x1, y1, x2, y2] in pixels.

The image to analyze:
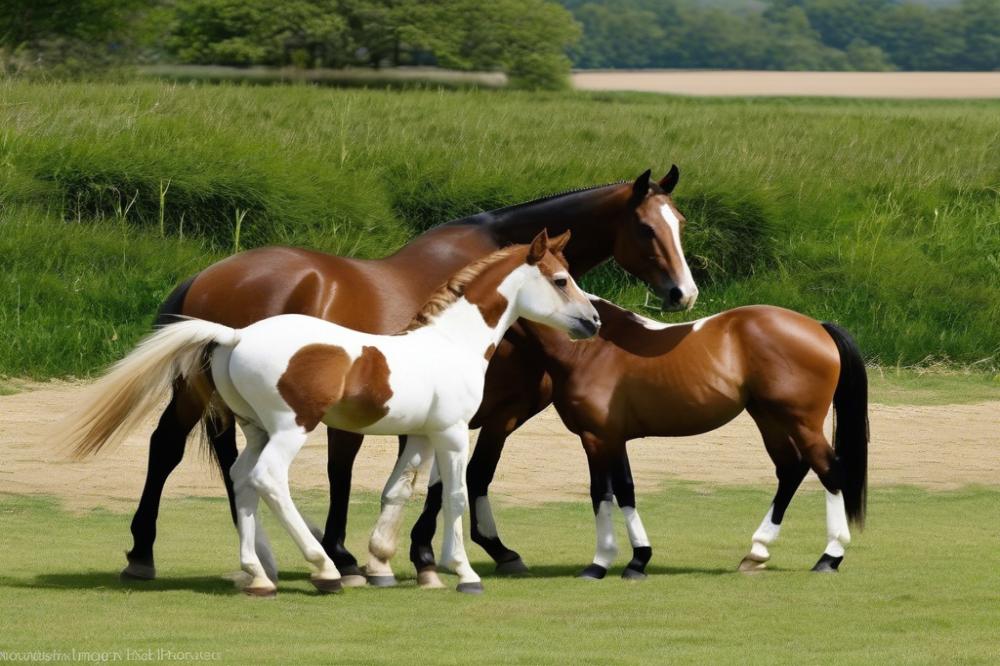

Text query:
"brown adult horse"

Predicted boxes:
[[113, 168, 699, 585], [437, 298, 868, 578]]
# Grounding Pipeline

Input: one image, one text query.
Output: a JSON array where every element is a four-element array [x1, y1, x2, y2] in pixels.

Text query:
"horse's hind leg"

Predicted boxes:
[[210, 415, 279, 582], [739, 408, 809, 573], [230, 423, 273, 596], [739, 460, 809, 573], [251, 427, 343, 595], [122, 385, 203, 581], [795, 425, 852, 573]]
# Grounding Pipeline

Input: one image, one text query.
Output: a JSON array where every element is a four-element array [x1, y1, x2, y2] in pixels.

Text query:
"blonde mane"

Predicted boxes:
[[401, 246, 522, 332]]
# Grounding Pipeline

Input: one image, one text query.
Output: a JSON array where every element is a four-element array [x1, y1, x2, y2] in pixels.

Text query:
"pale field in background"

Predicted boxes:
[[573, 70, 1000, 98]]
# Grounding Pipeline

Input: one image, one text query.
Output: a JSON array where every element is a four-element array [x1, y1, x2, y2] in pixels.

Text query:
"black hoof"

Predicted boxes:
[[338, 563, 364, 578], [366, 574, 398, 587], [457, 581, 484, 595], [621, 567, 648, 581], [120, 559, 156, 582], [495, 557, 529, 576], [811, 553, 843, 573], [578, 564, 608, 580], [310, 577, 344, 595]]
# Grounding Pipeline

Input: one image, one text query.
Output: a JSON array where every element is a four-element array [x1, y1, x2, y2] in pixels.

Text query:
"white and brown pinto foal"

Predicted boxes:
[[54, 230, 599, 596]]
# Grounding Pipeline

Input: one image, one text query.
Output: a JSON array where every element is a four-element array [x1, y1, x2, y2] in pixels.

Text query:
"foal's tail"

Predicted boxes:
[[822, 322, 869, 529], [56, 319, 240, 459]]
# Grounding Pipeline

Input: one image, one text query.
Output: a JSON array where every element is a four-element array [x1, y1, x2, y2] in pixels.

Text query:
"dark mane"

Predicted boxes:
[[443, 180, 629, 226]]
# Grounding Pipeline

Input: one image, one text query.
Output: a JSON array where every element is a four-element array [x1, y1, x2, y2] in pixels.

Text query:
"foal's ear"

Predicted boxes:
[[549, 230, 571, 254], [527, 229, 549, 265], [630, 169, 652, 205], [659, 164, 680, 194]]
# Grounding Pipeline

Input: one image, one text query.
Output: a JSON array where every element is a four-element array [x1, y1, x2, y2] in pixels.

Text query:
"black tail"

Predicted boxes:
[[822, 322, 869, 528], [154, 275, 196, 328]]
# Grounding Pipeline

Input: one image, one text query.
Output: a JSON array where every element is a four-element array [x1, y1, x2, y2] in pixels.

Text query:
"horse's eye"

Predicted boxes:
[[554, 277, 568, 288], [638, 224, 655, 239]]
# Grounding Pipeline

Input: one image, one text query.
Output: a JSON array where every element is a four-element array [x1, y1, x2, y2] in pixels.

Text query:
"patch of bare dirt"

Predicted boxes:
[[1, 382, 997, 512], [572, 71, 1000, 99]]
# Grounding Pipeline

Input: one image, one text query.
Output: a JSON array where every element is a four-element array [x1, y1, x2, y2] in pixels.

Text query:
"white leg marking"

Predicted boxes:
[[749, 504, 782, 561], [824, 490, 851, 558], [475, 496, 499, 540], [250, 430, 340, 582], [620, 506, 650, 548], [592, 500, 618, 568], [367, 436, 433, 576], [231, 425, 272, 590], [431, 424, 481, 586]]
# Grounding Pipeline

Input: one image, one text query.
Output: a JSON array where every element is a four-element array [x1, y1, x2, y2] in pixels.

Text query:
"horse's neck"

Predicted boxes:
[[379, 225, 499, 279], [377, 183, 628, 282], [418, 264, 526, 357], [481, 184, 629, 275], [520, 319, 585, 372]]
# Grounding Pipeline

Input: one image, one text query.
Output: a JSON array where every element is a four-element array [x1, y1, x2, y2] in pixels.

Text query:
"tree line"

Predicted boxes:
[[0, 0, 580, 88], [1, 0, 997, 89], [564, 0, 1000, 71]]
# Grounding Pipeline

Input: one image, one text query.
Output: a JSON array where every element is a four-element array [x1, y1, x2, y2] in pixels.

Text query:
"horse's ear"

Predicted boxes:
[[630, 169, 652, 205], [659, 164, 680, 194], [527, 229, 548, 265], [550, 230, 571, 254]]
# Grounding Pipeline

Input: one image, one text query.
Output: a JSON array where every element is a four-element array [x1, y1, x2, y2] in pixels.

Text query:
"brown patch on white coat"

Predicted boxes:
[[277, 344, 393, 432]]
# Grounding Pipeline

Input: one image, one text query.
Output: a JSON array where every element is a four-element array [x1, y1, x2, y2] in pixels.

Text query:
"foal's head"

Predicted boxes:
[[516, 230, 601, 340], [613, 167, 699, 312]]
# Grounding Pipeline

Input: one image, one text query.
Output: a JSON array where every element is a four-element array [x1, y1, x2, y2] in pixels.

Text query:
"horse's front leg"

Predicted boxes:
[[610, 452, 652, 580], [430, 423, 482, 594], [321, 428, 367, 587], [365, 435, 437, 587], [579, 434, 619, 580]]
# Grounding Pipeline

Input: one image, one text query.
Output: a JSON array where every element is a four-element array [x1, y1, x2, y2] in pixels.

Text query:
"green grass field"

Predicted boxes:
[[1, 81, 998, 378], [2, 485, 999, 664]]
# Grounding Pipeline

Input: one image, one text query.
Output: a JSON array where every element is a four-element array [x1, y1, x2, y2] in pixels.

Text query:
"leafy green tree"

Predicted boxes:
[[0, 0, 141, 48], [167, 0, 350, 68], [845, 38, 893, 70], [958, 0, 1000, 70], [570, 2, 666, 68], [337, 0, 583, 88], [873, 3, 965, 70]]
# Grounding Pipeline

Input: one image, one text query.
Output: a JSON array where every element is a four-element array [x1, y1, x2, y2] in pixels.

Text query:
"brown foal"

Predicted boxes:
[[414, 298, 868, 579]]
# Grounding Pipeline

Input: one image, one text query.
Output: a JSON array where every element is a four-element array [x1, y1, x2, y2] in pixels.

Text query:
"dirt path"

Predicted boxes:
[[1, 382, 997, 511], [572, 71, 1000, 99]]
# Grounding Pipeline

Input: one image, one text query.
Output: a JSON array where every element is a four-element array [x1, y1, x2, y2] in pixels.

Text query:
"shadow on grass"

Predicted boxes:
[[477, 563, 737, 579], [0, 570, 322, 596]]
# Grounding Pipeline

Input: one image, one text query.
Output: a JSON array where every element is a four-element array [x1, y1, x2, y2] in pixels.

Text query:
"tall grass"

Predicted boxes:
[[0, 81, 997, 377]]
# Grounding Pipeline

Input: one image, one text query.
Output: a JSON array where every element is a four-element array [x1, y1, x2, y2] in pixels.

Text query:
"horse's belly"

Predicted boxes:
[[625, 380, 747, 439], [641, 400, 745, 438]]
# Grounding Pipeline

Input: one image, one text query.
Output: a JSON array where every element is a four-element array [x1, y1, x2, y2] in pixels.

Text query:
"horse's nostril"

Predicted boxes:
[[669, 287, 684, 303]]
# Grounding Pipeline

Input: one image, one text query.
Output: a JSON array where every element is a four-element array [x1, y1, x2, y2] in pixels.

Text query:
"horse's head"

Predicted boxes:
[[516, 230, 601, 340], [613, 167, 699, 312]]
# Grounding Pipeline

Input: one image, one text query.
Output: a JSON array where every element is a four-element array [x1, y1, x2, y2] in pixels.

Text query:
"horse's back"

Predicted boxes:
[[181, 247, 383, 330]]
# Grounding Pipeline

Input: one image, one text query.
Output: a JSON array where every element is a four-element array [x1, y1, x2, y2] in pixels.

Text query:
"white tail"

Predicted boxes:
[[54, 319, 240, 459]]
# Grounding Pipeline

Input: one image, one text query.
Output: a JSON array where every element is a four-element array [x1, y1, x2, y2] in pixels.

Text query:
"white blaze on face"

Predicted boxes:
[[658, 202, 699, 307]]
